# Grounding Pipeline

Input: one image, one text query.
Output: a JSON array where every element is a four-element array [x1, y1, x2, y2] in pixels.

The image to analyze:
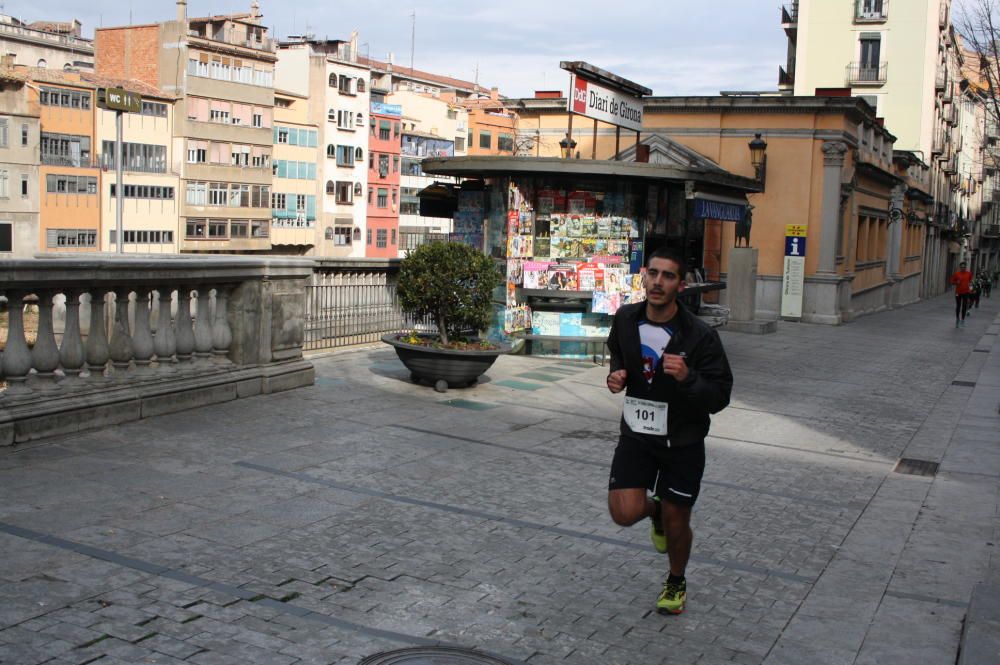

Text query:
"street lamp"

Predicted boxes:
[[749, 132, 768, 190], [559, 135, 577, 159]]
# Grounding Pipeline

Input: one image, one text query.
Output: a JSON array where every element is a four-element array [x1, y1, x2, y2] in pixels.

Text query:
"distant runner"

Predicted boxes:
[[605, 247, 733, 615], [950, 262, 973, 328]]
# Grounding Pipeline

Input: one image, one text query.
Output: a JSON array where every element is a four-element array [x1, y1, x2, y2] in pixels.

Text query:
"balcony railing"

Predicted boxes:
[[855, 0, 888, 22], [778, 61, 795, 87], [939, 0, 949, 27], [847, 62, 887, 85], [781, 2, 799, 25], [0, 256, 314, 445], [984, 224, 1000, 237]]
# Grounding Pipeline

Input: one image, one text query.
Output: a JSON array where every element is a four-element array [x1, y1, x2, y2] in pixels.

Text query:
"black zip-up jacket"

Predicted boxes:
[[607, 300, 733, 448]]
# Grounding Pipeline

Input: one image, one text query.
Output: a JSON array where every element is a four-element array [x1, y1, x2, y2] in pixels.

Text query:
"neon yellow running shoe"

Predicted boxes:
[[656, 578, 686, 615], [650, 496, 667, 554]]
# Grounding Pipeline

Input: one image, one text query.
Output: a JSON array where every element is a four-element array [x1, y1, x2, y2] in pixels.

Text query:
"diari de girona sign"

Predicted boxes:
[[569, 74, 643, 132]]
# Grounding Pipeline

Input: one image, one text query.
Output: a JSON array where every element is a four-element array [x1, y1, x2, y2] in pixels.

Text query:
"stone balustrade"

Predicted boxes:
[[0, 255, 314, 445]]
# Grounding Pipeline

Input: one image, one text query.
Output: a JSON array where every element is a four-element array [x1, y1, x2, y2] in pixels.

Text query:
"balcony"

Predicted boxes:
[[984, 224, 1000, 237], [935, 70, 946, 91], [781, 2, 799, 26], [847, 62, 887, 86], [855, 0, 888, 22], [778, 60, 796, 88], [986, 118, 999, 142], [932, 131, 947, 155], [939, 0, 948, 27], [0, 255, 314, 444]]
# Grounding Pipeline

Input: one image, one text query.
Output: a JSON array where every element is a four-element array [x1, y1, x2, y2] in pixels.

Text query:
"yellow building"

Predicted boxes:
[[91, 75, 180, 253], [510, 94, 928, 324], [271, 90, 319, 254]]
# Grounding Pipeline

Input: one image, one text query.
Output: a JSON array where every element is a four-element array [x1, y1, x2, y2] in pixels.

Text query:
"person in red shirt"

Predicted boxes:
[[950, 262, 973, 327]]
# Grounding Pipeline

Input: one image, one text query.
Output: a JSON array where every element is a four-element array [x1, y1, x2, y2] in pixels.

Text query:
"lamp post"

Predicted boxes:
[[559, 135, 577, 159], [749, 133, 768, 190]]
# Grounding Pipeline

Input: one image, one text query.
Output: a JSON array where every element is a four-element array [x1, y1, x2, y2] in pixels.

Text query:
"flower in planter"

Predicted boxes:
[[397, 241, 500, 347]]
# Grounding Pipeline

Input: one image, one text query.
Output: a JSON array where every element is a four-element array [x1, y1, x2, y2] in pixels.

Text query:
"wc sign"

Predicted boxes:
[[781, 224, 807, 319]]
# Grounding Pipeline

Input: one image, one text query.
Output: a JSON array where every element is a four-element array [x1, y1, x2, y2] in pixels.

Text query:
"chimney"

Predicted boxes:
[[176, 0, 187, 23], [349, 30, 358, 61], [490, 86, 499, 101], [250, 0, 262, 20], [387, 52, 394, 72]]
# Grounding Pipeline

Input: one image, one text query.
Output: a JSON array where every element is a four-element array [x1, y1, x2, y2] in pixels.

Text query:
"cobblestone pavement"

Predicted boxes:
[[1, 293, 998, 665]]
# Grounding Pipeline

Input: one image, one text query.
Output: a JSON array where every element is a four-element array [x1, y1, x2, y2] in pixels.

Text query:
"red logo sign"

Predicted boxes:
[[572, 77, 588, 114]]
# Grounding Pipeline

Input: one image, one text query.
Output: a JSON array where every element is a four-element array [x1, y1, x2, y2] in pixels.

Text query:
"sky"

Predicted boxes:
[[3, 0, 788, 97]]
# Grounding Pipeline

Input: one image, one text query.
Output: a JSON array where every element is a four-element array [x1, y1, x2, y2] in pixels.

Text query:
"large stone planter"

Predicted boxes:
[[381, 333, 510, 392]]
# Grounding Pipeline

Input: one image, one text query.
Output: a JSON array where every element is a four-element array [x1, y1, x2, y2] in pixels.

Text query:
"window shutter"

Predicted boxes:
[[46, 229, 58, 248]]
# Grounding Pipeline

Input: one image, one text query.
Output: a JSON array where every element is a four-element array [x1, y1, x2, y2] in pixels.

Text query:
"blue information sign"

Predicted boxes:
[[784, 235, 806, 257]]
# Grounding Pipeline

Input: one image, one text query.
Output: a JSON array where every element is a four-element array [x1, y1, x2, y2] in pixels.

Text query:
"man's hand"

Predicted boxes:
[[607, 369, 627, 393], [662, 354, 689, 383]]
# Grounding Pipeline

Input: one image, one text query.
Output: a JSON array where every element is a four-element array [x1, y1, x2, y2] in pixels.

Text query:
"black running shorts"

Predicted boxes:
[[608, 434, 706, 507]]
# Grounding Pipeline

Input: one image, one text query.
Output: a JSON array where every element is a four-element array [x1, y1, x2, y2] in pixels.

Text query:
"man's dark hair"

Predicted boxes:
[[646, 247, 686, 272]]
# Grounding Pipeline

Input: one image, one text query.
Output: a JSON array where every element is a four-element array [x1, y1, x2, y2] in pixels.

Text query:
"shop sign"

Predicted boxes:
[[568, 75, 643, 132], [780, 224, 807, 319], [100, 87, 142, 113], [370, 102, 402, 116], [693, 198, 746, 222]]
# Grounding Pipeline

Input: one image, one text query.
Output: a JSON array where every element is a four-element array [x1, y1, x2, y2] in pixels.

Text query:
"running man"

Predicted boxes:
[[950, 262, 973, 327], [605, 247, 733, 615]]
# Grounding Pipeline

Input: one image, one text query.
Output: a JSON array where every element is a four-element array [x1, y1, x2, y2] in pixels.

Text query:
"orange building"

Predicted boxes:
[[462, 89, 518, 157], [366, 101, 401, 258], [29, 69, 101, 252]]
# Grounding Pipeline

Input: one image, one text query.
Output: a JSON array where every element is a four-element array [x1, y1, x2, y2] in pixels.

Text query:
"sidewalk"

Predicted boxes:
[[0, 292, 997, 665]]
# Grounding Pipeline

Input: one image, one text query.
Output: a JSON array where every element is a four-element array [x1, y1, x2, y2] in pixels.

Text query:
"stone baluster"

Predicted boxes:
[[30, 291, 61, 393], [193, 286, 214, 364], [131, 288, 155, 374], [154, 288, 177, 371], [174, 288, 195, 368], [108, 288, 134, 376], [1, 291, 33, 397], [85, 290, 110, 382], [211, 286, 233, 364], [58, 289, 86, 387]]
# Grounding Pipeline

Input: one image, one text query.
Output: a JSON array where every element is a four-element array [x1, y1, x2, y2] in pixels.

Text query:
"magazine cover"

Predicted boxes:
[[507, 259, 524, 285], [523, 261, 552, 289], [567, 215, 583, 237], [592, 290, 622, 314], [597, 217, 612, 237], [504, 305, 531, 333], [581, 216, 598, 236], [506, 281, 517, 306], [549, 214, 567, 236], [546, 264, 577, 291], [534, 237, 551, 259], [577, 263, 605, 292], [519, 211, 534, 235], [532, 311, 560, 336]]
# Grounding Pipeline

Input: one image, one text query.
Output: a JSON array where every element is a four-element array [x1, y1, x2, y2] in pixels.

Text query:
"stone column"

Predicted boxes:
[[85, 291, 110, 382], [31, 291, 61, 393], [131, 288, 155, 373], [819, 142, 849, 275], [59, 290, 86, 386], [1, 291, 33, 397], [109, 288, 134, 375]]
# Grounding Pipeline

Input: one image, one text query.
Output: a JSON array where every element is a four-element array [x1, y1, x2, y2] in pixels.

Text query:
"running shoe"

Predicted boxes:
[[656, 578, 686, 615], [650, 496, 667, 554]]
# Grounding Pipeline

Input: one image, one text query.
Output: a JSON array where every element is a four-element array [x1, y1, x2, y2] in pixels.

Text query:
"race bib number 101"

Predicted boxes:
[[623, 395, 668, 436]]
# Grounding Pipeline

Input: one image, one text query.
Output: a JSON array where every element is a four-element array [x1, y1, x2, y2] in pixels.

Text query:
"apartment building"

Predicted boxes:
[[271, 89, 319, 254], [461, 89, 518, 157], [95, 0, 276, 253], [91, 75, 180, 253], [0, 67, 39, 257], [30, 70, 101, 253], [366, 101, 401, 258], [386, 89, 467, 250], [778, 0, 971, 294], [275, 37, 370, 257], [0, 15, 94, 71]]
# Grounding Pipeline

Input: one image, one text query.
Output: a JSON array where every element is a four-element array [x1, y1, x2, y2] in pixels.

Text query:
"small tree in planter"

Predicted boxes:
[[396, 240, 501, 346]]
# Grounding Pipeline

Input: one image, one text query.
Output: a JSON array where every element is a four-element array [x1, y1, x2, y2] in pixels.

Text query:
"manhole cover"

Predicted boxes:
[[893, 458, 939, 477], [359, 646, 515, 665]]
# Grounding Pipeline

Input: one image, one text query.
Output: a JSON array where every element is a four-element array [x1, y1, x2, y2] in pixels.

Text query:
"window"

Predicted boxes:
[[231, 221, 249, 238], [447, 109, 458, 120], [20, 174, 28, 197], [333, 226, 352, 245], [40, 133, 91, 166], [338, 75, 352, 94], [498, 133, 514, 152], [111, 229, 174, 245], [479, 131, 492, 150], [335, 181, 353, 204], [45, 229, 97, 248], [39, 86, 91, 109], [0, 169, 7, 197], [210, 108, 230, 123], [111, 183, 176, 200], [20, 124, 27, 147], [357, 78, 366, 93], [379, 120, 391, 141], [391, 189, 397, 205], [857, 0, 886, 20], [376, 228, 387, 248], [367, 228, 372, 245], [391, 229, 396, 245], [377, 188, 388, 208], [356, 112, 364, 127], [140, 101, 168, 117], [355, 147, 364, 162], [102, 141, 167, 173], [209, 221, 228, 238], [337, 109, 354, 130], [368, 187, 373, 204], [276, 127, 289, 144], [209, 182, 228, 206], [252, 112, 263, 128], [329, 73, 337, 87], [186, 219, 207, 238], [1, 222, 12, 252], [393, 156, 399, 173], [336, 145, 355, 167], [394, 123, 400, 137], [251, 220, 269, 237], [859, 34, 882, 80], [45, 174, 97, 194], [326, 180, 336, 195], [455, 136, 466, 152], [0, 119, 7, 147], [186, 182, 207, 205], [377, 154, 389, 177]]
